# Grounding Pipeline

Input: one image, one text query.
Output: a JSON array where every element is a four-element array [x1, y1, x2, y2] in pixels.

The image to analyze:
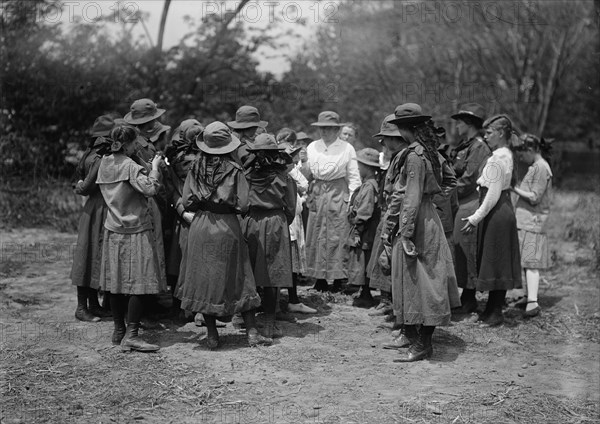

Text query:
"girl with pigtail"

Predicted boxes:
[[461, 114, 523, 326]]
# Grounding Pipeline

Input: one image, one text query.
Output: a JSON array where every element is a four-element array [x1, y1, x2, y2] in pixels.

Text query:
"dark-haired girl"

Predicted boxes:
[[381, 103, 458, 362], [242, 133, 297, 338], [97, 125, 167, 352], [461, 115, 522, 326], [512, 134, 553, 317], [71, 115, 115, 322]]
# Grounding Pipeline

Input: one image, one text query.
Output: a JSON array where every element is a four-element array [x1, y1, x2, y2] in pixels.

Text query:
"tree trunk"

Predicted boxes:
[[537, 31, 567, 136], [157, 0, 171, 52]]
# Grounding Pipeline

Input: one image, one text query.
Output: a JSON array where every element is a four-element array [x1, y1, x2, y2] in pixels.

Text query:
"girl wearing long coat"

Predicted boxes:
[[382, 106, 458, 362], [71, 115, 115, 322], [242, 134, 297, 338], [175, 122, 271, 349]]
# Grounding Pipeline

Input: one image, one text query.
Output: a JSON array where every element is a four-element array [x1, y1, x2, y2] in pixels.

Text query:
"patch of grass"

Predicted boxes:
[[0, 179, 81, 233]]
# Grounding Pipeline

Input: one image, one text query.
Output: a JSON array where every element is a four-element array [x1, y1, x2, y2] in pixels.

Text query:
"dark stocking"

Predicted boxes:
[[109, 293, 128, 344], [288, 274, 300, 304], [76, 286, 88, 308], [127, 295, 144, 324], [262, 287, 278, 315]]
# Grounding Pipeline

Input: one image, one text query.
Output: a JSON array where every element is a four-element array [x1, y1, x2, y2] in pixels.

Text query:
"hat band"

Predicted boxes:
[[132, 108, 157, 120]]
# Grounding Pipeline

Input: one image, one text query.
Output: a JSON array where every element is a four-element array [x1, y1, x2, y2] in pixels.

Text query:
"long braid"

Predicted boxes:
[[413, 120, 442, 185]]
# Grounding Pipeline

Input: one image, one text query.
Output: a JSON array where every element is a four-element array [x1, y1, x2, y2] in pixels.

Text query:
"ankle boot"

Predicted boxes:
[[261, 314, 283, 339], [421, 326, 434, 358], [75, 304, 101, 322], [478, 295, 494, 322], [455, 289, 477, 314], [88, 289, 112, 318], [112, 320, 126, 345], [312, 279, 329, 292], [394, 327, 429, 362], [483, 306, 504, 326], [120, 323, 160, 352]]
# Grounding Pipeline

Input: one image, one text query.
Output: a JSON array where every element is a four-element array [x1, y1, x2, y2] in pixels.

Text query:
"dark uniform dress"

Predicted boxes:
[[451, 135, 491, 289], [242, 168, 297, 288], [367, 150, 403, 292], [346, 177, 380, 286], [175, 154, 262, 316], [384, 143, 459, 326], [70, 138, 110, 289], [164, 150, 197, 278]]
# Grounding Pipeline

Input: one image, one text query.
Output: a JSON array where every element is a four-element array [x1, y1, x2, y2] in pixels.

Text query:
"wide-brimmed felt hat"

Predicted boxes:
[[389, 103, 431, 127], [124, 98, 166, 125], [451, 103, 486, 124], [91, 114, 117, 137], [227, 105, 268, 129], [139, 120, 171, 143], [311, 111, 344, 127], [356, 148, 381, 168], [247, 133, 286, 151], [296, 131, 312, 141], [278, 141, 303, 156], [197, 121, 241, 154], [373, 114, 403, 138], [172, 119, 203, 142]]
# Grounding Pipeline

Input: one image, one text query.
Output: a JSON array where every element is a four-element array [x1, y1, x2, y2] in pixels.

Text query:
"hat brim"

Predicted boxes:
[[389, 115, 431, 127], [227, 120, 268, 129], [92, 129, 112, 137], [197, 135, 241, 154], [451, 111, 484, 122], [356, 157, 381, 168], [285, 146, 303, 156], [123, 108, 166, 125], [246, 145, 287, 152], [372, 130, 403, 138], [310, 122, 344, 127]]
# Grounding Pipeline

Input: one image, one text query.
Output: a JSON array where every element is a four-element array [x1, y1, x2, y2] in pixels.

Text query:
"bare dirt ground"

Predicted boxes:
[[1, 197, 599, 424]]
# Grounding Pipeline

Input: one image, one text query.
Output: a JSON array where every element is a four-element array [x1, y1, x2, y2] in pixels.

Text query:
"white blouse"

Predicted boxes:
[[467, 147, 513, 226], [306, 138, 361, 198]]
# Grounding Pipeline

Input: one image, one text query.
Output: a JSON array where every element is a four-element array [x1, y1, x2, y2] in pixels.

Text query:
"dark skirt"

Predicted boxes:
[[476, 190, 522, 291], [390, 198, 459, 326], [175, 210, 261, 316], [166, 219, 189, 277], [242, 208, 293, 288], [305, 178, 349, 280], [452, 197, 479, 289], [70, 192, 108, 289], [366, 214, 392, 292], [348, 248, 371, 286]]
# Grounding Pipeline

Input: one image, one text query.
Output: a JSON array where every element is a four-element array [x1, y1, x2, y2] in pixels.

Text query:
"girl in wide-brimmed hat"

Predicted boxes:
[[96, 125, 167, 352], [70, 114, 116, 322], [227, 105, 268, 169], [381, 103, 459, 362], [163, 119, 203, 319], [512, 134, 553, 318], [346, 148, 381, 307], [175, 122, 271, 349], [305, 111, 361, 293], [277, 129, 317, 315], [461, 114, 523, 326], [241, 133, 298, 337], [449, 103, 492, 315]]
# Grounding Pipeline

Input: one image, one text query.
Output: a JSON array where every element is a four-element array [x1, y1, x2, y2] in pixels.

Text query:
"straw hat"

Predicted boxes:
[[197, 122, 241, 154]]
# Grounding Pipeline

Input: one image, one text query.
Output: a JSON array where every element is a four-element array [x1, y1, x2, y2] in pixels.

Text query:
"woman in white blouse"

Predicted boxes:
[[461, 115, 522, 326], [304, 111, 361, 292]]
